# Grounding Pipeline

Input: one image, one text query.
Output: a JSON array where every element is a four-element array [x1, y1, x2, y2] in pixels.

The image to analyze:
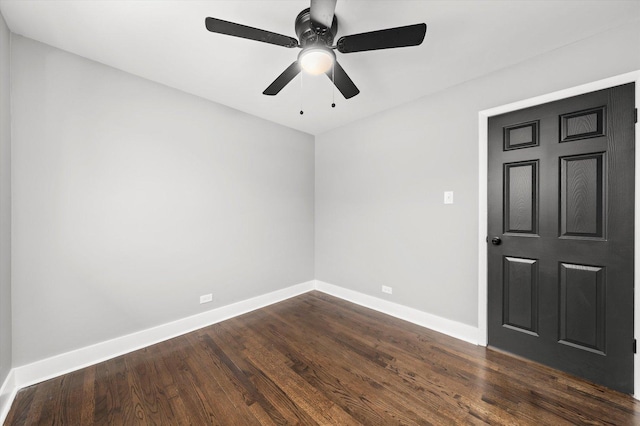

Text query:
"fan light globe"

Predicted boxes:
[[299, 47, 334, 75]]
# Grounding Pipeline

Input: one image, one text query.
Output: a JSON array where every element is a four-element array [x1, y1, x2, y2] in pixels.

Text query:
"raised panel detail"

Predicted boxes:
[[504, 121, 539, 150], [560, 107, 605, 142], [503, 257, 538, 334], [559, 263, 605, 355], [560, 153, 605, 238], [504, 161, 538, 234]]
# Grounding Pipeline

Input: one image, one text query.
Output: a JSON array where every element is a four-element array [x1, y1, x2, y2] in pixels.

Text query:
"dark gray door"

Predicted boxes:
[[488, 83, 635, 393]]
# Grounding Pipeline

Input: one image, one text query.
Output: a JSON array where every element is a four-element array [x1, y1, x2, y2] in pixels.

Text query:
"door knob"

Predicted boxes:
[[491, 237, 502, 245]]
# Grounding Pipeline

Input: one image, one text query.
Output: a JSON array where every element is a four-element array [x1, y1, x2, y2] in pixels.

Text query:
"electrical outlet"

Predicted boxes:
[[382, 285, 393, 295], [200, 293, 213, 304]]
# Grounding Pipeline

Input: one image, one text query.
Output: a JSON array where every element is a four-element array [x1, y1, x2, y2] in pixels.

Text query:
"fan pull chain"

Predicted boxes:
[[299, 72, 304, 115], [331, 63, 336, 108]]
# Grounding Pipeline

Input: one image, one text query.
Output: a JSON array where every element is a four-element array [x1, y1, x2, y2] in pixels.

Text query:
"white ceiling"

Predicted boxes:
[[1, 0, 638, 135]]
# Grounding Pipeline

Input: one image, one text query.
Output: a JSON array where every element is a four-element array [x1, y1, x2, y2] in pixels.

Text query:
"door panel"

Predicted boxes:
[[488, 83, 635, 393], [558, 263, 605, 354], [560, 153, 604, 238], [504, 120, 539, 150], [560, 107, 605, 142], [504, 161, 538, 234], [503, 256, 538, 334]]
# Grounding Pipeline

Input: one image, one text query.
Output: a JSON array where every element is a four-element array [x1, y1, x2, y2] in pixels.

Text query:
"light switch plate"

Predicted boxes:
[[444, 191, 454, 204]]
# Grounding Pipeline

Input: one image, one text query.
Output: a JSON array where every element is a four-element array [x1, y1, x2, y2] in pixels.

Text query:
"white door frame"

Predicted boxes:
[[477, 70, 640, 397]]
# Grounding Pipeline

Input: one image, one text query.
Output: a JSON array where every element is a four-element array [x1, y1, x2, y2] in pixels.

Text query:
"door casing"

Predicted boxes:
[[478, 70, 640, 398]]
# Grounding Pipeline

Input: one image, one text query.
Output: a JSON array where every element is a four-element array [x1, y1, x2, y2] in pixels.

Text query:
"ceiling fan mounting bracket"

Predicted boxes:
[[295, 8, 338, 48]]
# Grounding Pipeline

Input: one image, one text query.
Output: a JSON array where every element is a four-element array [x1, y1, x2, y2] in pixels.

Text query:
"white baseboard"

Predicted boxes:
[[315, 281, 479, 344], [1, 279, 483, 423], [0, 369, 17, 425], [11, 280, 315, 393]]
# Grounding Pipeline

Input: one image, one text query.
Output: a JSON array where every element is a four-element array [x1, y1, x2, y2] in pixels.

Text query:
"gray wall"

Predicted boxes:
[[315, 21, 640, 327], [6, 13, 640, 370], [0, 11, 12, 386], [11, 36, 315, 366]]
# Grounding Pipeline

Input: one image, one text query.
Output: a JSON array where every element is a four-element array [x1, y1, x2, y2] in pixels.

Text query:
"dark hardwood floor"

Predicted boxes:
[[5, 291, 640, 425]]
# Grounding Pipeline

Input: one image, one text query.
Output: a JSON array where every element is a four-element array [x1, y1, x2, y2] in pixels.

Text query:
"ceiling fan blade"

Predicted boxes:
[[336, 23, 427, 53], [310, 0, 337, 30], [205, 17, 298, 48], [326, 61, 359, 99], [263, 62, 301, 95]]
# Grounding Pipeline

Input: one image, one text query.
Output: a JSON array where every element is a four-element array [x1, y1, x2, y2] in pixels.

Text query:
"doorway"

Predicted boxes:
[[478, 72, 640, 395], [487, 84, 634, 393]]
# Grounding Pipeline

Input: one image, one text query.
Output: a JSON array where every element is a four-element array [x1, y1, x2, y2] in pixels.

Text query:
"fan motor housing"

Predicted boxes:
[[295, 8, 338, 47]]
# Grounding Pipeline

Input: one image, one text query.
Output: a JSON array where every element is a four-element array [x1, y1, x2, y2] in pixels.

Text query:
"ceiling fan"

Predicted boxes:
[[205, 0, 427, 100]]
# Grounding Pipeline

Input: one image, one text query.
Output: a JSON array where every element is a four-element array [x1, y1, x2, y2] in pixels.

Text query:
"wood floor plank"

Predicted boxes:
[[248, 307, 466, 425], [204, 326, 313, 425], [92, 356, 122, 425], [5, 291, 640, 425], [271, 302, 510, 424], [188, 331, 275, 425], [304, 292, 630, 424], [126, 343, 189, 424], [295, 295, 560, 424], [163, 335, 252, 425], [79, 366, 96, 425], [3, 387, 36, 425], [61, 369, 89, 425], [240, 334, 360, 426], [152, 339, 213, 425], [227, 312, 360, 425]]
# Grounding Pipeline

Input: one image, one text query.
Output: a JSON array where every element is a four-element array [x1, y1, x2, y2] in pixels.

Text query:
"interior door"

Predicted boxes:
[[487, 83, 636, 393]]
